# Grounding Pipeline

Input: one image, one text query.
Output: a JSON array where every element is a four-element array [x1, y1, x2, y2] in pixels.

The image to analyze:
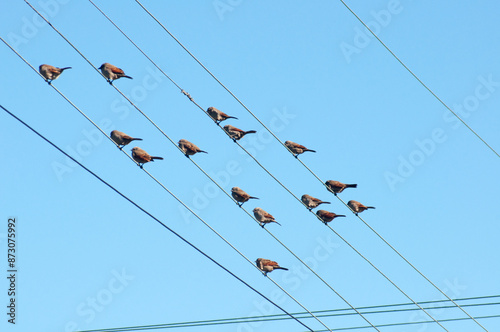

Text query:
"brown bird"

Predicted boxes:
[[348, 200, 375, 215], [223, 125, 256, 141], [255, 258, 288, 276], [131, 147, 163, 168], [325, 180, 357, 196], [110, 130, 142, 149], [99, 63, 133, 84], [285, 140, 316, 157], [316, 210, 346, 225], [207, 107, 237, 124], [301, 194, 330, 210], [39, 64, 71, 84], [253, 207, 281, 227], [231, 187, 259, 206], [178, 139, 207, 158]]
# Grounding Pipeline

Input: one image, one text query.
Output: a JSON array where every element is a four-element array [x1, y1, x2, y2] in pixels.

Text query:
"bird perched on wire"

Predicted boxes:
[[325, 180, 357, 196], [39, 64, 71, 84], [285, 140, 316, 157], [131, 147, 163, 168], [223, 124, 256, 142], [301, 194, 330, 210], [110, 130, 142, 149], [316, 210, 346, 225], [231, 187, 259, 207], [98, 63, 133, 84], [207, 107, 237, 124], [253, 207, 281, 227], [348, 200, 375, 215], [178, 139, 207, 158], [255, 258, 288, 276]]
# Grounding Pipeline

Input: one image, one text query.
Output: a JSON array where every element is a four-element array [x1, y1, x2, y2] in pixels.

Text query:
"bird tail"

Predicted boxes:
[[199, 150, 208, 154], [305, 149, 316, 153], [336, 215, 346, 218], [60, 67, 72, 71], [276, 267, 289, 271], [151, 156, 164, 160], [132, 138, 143, 141], [346, 184, 358, 188], [366, 206, 375, 209], [123, 75, 133, 79], [227, 116, 238, 120], [274, 221, 282, 226], [249, 196, 259, 200], [322, 201, 331, 205], [244, 130, 257, 135]]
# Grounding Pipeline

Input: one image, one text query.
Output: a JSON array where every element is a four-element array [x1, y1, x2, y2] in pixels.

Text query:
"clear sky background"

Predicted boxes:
[[1, 1, 499, 331]]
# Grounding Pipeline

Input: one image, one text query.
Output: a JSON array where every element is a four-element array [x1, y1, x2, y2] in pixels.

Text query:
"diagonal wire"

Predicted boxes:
[[133, 1, 489, 330], [0, 103, 315, 332], [1, 34, 331, 332], [25, 2, 382, 330], [338, 0, 499, 160]]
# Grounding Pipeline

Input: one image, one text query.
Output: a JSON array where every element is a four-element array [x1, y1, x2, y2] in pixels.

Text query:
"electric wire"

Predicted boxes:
[[1, 35, 329, 332], [0, 103, 314, 332], [132, 1, 487, 329], [23, 2, 381, 330], [73, 295, 500, 331]]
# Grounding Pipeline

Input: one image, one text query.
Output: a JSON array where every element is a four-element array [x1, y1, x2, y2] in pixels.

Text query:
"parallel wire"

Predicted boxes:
[[1, 33, 328, 332], [338, 0, 499, 159], [133, 1, 487, 330], [29, 1, 382, 329], [0, 103, 314, 332], [74, 296, 500, 331]]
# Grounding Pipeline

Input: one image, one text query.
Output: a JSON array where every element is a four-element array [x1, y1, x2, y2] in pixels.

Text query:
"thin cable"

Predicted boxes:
[[133, 1, 487, 329], [26, 3, 378, 330], [91, 3, 450, 329], [74, 296, 500, 331], [338, 0, 499, 160], [2, 36, 329, 332], [0, 103, 315, 332]]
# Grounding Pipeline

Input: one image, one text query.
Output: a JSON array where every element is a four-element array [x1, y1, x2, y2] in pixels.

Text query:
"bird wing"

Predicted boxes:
[[230, 126, 246, 133], [48, 66, 60, 73], [264, 260, 280, 268], [263, 211, 275, 220], [110, 66, 125, 75]]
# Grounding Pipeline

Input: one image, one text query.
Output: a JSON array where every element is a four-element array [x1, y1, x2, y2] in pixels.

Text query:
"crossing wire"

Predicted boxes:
[[0, 103, 315, 332], [1, 33, 330, 332], [24, 1, 381, 330], [132, 1, 489, 330], [85, 2, 445, 330], [73, 295, 500, 331]]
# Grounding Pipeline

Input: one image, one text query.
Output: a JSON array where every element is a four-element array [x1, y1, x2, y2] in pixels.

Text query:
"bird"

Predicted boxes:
[[39, 64, 71, 84], [131, 147, 163, 168], [223, 125, 256, 141], [347, 200, 375, 215], [255, 258, 288, 276], [231, 187, 259, 206], [98, 63, 132, 84], [207, 107, 237, 124], [253, 207, 281, 227], [178, 139, 207, 158], [110, 130, 142, 149], [301, 194, 330, 210], [325, 180, 357, 196], [316, 210, 346, 225], [284, 140, 316, 157]]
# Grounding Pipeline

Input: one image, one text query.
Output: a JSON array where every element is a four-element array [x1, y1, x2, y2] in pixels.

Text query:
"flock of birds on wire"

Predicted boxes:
[[38, 62, 376, 275]]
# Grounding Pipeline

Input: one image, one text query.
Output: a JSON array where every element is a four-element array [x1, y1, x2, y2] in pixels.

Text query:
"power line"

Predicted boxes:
[[0, 103, 315, 332], [1, 35, 331, 332], [73, 295, 500, 331], [338, 0, 499, 160], [131, 1, 487, 330]]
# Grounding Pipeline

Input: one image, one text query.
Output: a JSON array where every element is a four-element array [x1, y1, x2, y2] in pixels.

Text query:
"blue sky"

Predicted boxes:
[[1, 1, 499, 331]]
